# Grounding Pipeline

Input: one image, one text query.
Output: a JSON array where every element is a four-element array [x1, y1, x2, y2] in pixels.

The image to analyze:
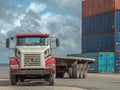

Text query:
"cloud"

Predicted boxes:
[[26, 2, 47, 13], [40, 12, 81, 55], [34, 0, 81, 16]]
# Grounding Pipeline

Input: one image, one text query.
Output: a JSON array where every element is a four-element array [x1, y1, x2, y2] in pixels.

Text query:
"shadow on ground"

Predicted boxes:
[[0, 79, 50, 86], [17, 80, 48, 86]]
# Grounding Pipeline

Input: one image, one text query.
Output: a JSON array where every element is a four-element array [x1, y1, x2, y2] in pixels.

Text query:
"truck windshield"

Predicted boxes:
[[16, 37, 49, 46]]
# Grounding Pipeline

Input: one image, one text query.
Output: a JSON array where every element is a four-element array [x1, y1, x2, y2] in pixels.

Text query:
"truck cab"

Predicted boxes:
[[6, 33, 59, 85]]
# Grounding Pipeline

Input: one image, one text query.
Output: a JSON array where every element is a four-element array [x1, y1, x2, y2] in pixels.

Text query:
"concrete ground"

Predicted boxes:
[[0, 71, 120, 90]]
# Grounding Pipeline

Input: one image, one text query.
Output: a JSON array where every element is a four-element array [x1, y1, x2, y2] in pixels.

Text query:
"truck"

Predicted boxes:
[[6, 33, 95, 85]]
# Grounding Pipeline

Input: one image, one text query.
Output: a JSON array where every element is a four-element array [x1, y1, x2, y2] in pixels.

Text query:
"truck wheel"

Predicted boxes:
[[10, 75, 18, 85], [79, 64, 83, 79], [60, 72, 64, 78], [83, 64, 88, 79], [74, 65, 80, 79], [68, 67, 73, 78], [20, 77, 24, 82], [49, 74, 55, 86]]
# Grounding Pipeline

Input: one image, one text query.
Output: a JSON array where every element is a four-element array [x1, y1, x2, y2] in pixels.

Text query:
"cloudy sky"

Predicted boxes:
[[0, 0, 82, 63]]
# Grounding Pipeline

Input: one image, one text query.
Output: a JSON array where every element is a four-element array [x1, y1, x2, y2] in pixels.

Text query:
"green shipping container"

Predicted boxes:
[[68, 52, 115, 73]]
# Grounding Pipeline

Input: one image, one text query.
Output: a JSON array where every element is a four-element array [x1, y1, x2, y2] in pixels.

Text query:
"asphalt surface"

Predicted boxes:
[[0, 71, 120, 90]]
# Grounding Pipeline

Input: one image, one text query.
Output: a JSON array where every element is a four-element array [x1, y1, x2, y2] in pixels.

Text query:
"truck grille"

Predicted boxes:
[[24, 54, 40, 66]]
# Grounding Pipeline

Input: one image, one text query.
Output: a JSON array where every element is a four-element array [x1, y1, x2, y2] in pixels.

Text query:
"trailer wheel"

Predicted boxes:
[[79, 64, 84, 79], [10, 75, 18, 85], [68, 67, 73, 78], [72, 67, 75, 78], [20, 77, 24, 82], [83, 64, 88, 79], [49, 74, 55, 86], [74, 65, 80, 79]]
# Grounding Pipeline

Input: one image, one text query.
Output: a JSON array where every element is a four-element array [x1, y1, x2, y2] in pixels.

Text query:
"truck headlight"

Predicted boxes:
[[10, 64, 19, 69], [46, 64, 55, 67]]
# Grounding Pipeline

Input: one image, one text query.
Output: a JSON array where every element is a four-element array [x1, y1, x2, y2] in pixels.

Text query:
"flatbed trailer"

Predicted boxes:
[[54, 55, 95, 79]]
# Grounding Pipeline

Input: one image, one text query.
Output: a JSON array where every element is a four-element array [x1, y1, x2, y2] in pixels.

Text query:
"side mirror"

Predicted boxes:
[[6, 38, 10, 48], [56, 38, 60, 47], [10, 37, 14, 40]]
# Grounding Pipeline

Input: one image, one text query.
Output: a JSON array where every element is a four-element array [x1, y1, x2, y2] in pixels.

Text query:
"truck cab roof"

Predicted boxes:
[[16, 34, 49, 37]]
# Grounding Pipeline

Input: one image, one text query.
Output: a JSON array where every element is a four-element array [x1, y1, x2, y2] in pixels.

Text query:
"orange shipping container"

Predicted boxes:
[[82, 0, 120, 19], [115, 0, 120, 10]]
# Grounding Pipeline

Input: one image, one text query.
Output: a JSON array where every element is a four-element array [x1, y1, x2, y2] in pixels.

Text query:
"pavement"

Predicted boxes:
[[0, 71, 120, 90], [88, 73, 120, 78]]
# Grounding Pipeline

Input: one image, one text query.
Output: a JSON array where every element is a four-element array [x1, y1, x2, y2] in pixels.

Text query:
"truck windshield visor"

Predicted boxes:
[[16, 37, 48, 46]]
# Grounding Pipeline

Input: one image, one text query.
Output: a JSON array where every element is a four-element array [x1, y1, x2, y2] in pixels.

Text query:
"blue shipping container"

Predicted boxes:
[[107, 54, 115, 73], [115, 32, 120, 52], [82, 33, 114, 53], [82, 11, 120, 36], [116, 11, 120, 31], [99, 53, 107, 73], [114, 53, 120, 73], [82, 11, 114, 36], [68, 52, 115, 73], [82, 32, 120, 53]]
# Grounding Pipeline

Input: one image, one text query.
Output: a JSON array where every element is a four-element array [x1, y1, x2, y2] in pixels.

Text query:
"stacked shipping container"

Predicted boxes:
[[82, 0, 120, 19], [82, 12, 114, 36], [82, 0, 120, 73], [83, 11, 120, 36]]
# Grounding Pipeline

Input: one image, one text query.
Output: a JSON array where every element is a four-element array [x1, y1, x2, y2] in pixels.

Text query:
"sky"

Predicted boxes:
[[0, 0, 82, 63]]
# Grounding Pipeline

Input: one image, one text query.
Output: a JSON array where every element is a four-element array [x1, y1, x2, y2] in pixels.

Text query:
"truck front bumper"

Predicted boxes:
[[10, 70, 55, 75]]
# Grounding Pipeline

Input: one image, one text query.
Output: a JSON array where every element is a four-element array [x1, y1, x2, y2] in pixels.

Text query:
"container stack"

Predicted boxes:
[[82, 0, 120, 73]]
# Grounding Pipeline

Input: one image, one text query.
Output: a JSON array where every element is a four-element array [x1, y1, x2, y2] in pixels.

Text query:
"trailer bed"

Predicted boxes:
[[53, 55, 95, 64]]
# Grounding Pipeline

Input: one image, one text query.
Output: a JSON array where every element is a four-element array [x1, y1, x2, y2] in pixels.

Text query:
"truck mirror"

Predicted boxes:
[[10, 37, 14, 40], [6, 38, 10, 48], [56, 38, 60, 47]]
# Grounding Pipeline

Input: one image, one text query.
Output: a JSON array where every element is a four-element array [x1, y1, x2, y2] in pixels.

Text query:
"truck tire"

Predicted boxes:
[[79, 64, 84, 79], [83, 64, 88, 79], [60, 72, 64, 78], [20, 77, 24, 82], [74, 65, 80, 79], [68, 67, 73, 78], [49, 74, 55, 86], [10, 75, 18, 85], [72, 67, 75, 78]]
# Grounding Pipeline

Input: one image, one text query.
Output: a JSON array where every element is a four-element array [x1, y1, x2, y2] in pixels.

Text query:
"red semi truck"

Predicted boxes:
[[6, 33, 95, 85], [6, 33, 59, 85]]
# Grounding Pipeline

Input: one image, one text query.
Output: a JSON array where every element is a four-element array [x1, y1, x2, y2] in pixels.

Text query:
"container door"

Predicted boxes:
[[107, 53, 114, 73], [115, 53, 120, 73], [115, 32, 120, 52], [99, 54, 107, 73]]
